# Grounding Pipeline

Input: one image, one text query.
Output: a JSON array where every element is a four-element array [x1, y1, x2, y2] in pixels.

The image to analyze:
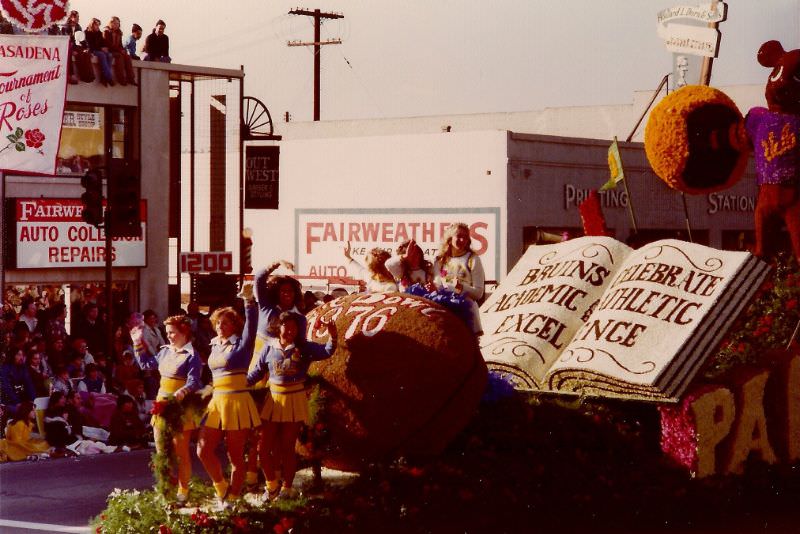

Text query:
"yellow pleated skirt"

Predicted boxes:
[[202, 373, 261, 430], [261, 382, 308, 423], [153, 376, 197, 431]]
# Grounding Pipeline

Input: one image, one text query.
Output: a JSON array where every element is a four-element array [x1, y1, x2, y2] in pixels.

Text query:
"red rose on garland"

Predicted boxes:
[[150, 401, 166, 415]]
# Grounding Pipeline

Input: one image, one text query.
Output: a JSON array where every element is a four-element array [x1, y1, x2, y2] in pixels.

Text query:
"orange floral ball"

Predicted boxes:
[[644, 85, 748, 195]]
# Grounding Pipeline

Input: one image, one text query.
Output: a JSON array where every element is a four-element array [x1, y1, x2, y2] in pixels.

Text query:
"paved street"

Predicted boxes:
[[0, 449, 159, 533]]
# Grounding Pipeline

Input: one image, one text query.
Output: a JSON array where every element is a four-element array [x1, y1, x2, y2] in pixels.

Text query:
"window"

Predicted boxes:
[[56, 104, 133, 176]]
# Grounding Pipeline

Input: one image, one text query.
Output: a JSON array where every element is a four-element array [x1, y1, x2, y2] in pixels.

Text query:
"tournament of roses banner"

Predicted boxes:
[[0, 34, 69, 175], [11, 198, 147, 268], [296, 208, 501, 280]]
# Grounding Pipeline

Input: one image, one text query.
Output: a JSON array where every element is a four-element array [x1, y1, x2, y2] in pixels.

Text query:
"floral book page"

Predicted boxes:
[[479, 236, 631, 390], [481, 238, 769, 402]]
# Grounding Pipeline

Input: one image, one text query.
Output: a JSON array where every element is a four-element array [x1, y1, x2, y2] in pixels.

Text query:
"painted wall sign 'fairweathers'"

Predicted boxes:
[[0, 34, 69, 175], [296, 208, 500, 281], [11, 198, 146, 268]]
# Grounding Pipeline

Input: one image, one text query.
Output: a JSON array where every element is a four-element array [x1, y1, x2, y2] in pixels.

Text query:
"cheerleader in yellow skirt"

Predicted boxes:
[[197, 285, 259, 504], [245, 261, 305, 487], [132, 315, 202, 504], [247, 311, 337, 501]]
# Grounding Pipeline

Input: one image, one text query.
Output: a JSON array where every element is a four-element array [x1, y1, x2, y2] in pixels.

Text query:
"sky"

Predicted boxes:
[[68, 0, 799, 122]]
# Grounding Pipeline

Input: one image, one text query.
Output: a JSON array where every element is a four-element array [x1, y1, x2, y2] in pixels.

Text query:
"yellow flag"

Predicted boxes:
[[601, 136, 624, 191]]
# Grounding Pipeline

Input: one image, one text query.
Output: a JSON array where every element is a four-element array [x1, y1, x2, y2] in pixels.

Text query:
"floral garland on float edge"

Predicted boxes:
[[149, 392, 208, 498]]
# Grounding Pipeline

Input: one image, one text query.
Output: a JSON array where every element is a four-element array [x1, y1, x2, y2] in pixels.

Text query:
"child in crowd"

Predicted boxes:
[[77, 363, 106, 394], [0, 401, 50, 462], [343, 242, 398, 292], [247, 312, 337, 501], [433, 223, 486, 336], [123, 23, 142, 60], [50, 366, 73, 395]]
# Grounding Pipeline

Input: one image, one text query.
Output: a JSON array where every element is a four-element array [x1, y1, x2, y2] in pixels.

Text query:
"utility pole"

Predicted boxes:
[[288, 8, 343, 121]]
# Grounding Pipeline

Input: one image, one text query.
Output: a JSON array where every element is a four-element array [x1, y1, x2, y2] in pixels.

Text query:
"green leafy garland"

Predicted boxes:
[[150, 393, 208, 498], [705, 253, 800, 379]]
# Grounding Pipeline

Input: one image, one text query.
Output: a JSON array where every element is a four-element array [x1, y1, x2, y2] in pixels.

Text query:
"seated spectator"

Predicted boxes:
[[77, 363, 106, 394], [69, 337, 95, 368], [26, 349, 50, 398], [104, 16, 136, 85], [94, 353, 113, 391], [108, 394, 149, 448], [60, 9, 83, 84], [50, 366, 73, 396], [46, 336, 69, 371], [1, 348, 35, 416], [66, 352, 86, 380], [66, 390, 102, 435], [46, 391, 116, 455], [18, 298, 41, 335], [84, 17, 114, 86], [0, 401, 50, 462], [43, 303, 68, 345], [123, 379, 151, 427], [44, 391, 75, 451], [143, 19, 170, 62], [123, 23, 142, 60]]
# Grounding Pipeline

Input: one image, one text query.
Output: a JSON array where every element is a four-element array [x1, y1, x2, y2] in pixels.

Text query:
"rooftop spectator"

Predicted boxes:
[[143, 19, 170, 63], [104, 16, 136, 85], [123, 23, 142, 60], [84, 17, 114, 86]]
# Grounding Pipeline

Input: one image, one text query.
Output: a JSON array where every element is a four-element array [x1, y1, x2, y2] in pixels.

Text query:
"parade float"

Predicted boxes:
[[92, 16, 800, 534]]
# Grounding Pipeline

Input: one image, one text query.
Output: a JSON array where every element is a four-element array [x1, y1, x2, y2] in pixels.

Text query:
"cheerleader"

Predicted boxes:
[[132, 315, 202, 504], [343, 242, 398, 293], [197, 285, 259, 504], [433, 223, 486, 336], [247, 312, 337, 501], [245, 261, 305, 487]]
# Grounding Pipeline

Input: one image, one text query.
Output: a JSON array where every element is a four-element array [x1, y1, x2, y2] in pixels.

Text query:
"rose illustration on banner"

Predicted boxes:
[[1, 126, 45, 156], [0, 0, 69, 32], [24, 128, 45, 150]]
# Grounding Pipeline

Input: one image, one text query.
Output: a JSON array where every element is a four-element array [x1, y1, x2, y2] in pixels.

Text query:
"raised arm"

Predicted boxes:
[[305, 321, 338, 361], [254, 260, 292, 309], [130, 326, 158, 371]]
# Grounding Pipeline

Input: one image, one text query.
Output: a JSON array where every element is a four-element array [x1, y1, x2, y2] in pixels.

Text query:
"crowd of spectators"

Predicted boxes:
[[0, 10, 171, 86], [0, 283, 344, 463]]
